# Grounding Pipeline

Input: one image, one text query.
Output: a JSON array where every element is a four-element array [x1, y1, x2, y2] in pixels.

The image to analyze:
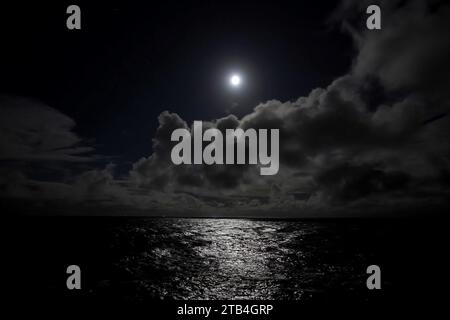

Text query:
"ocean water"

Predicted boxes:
[[86, 218, 385, 301], [17, 217, 442, 305]]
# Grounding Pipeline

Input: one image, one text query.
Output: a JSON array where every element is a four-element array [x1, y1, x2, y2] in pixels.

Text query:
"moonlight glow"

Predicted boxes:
[[230, 74, 241, 87]]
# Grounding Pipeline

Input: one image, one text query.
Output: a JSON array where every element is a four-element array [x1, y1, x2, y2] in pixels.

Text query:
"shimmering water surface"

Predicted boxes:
[[88, 218, 384, 301], [15, 217, 445, 308]]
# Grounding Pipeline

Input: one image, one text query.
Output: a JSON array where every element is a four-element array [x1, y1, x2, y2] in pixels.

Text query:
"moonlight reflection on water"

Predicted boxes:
[[96, 218, 375, 301]]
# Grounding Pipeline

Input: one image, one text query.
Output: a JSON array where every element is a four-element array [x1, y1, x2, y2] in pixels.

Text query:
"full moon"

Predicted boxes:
[[230, 74, 241, 87]]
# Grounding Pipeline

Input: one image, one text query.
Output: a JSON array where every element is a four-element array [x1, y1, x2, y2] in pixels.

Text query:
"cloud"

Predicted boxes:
[[0, 96, 95, 162], [123, 0, 450, 214], [2, 0, 450, 216], [351, 1, 450, 100], [129, 112, 259, 192], [314, 163, 411, 202]]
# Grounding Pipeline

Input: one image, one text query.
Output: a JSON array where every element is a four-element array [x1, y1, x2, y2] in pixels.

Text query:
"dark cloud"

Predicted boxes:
[[130, 112, 258, 192], [130, 111, 188, 190], [315, 163, 411, 202], [0, 96, 95, 162], [124, 0, 450, 213], [350, 0, 450, 101]]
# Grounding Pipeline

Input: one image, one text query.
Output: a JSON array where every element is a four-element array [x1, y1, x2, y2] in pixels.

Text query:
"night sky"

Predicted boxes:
[[1, 0, 450, 216], [2, 1, 351, 163]]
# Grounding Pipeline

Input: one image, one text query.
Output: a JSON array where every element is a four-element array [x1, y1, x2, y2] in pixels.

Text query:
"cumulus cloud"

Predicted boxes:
[[124, 0, 450, 214], [129, 112, 260, 194], [351, 1, 450, 100]]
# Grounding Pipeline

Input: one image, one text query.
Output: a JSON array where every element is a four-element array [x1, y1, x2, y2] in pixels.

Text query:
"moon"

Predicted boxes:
[[230, 74, 241, 87]]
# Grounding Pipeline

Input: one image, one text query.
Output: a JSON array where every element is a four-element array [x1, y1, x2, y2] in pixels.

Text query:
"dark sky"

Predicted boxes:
[[1, 0, 450, 216], [1, 0, 352, 167]]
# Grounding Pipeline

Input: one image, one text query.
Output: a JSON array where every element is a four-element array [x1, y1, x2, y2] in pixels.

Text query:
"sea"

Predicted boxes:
[[12, 217, 445, 309]]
